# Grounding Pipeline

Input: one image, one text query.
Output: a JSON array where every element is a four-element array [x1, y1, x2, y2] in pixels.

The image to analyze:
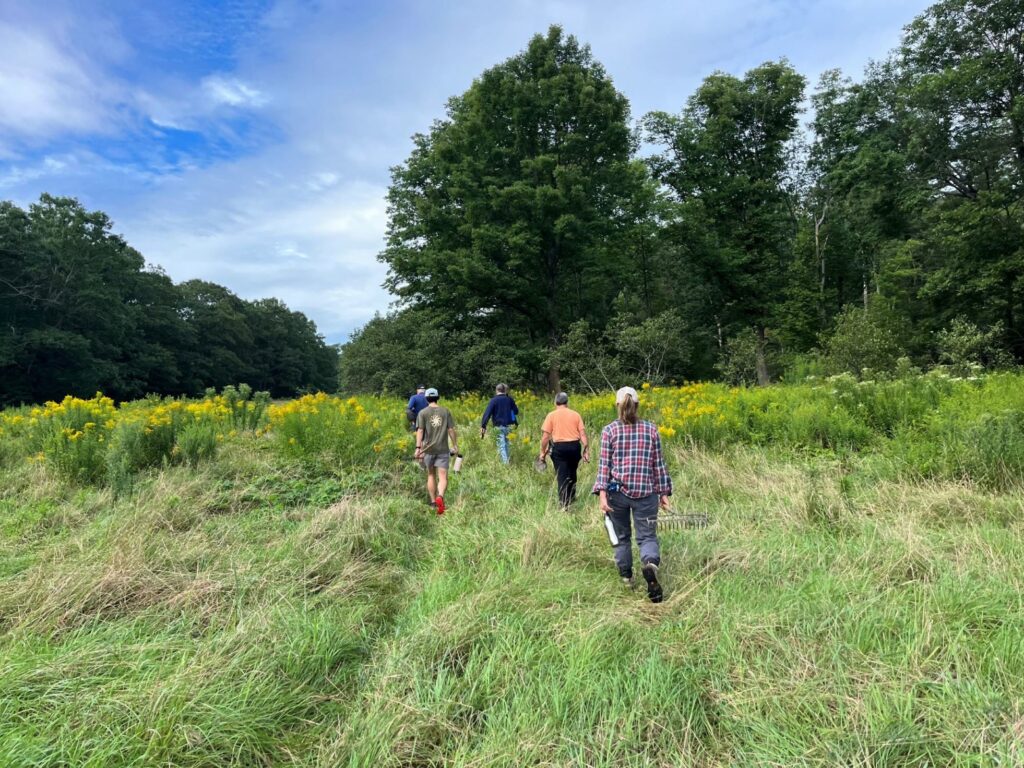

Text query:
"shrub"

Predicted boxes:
[[822, 302, 905, 377], [176, 421, 219, 467], [936, 317, 1013, 376]]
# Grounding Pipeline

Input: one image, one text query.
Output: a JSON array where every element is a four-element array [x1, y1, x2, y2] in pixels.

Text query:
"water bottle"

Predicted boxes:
[[452, 452, 464, 472], [604, 514, 619, 546]]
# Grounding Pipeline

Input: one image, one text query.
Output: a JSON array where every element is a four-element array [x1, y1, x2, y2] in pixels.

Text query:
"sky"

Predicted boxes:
[[0, 0, 934, 344]]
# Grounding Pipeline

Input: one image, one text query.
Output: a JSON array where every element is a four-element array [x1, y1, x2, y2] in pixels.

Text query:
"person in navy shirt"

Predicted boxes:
[[479, 383, 519, 464], [406, 385, 428, 430]]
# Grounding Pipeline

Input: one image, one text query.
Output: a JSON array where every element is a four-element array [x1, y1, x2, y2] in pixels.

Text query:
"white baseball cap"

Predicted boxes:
[[425, 387, 439, 397], [615, 386, 638, 405]]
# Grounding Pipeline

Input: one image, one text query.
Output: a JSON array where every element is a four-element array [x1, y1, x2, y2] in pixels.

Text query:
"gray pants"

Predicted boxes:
[[607, 491, 660, 575]]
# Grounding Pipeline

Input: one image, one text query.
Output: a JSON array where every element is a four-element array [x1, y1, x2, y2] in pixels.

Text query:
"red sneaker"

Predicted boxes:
[[435, 495, 445, 515]]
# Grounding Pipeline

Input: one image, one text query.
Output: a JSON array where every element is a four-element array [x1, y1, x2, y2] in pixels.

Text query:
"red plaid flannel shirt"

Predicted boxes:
[[592, 419, 673, 499]]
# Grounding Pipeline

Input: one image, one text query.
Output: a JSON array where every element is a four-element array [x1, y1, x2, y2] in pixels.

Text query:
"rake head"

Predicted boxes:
[[645, 513, 710, 530]]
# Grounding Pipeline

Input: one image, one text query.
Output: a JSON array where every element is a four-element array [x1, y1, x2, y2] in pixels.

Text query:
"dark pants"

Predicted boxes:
[[607, 491, 660, 574], [550, 440, 582, 507]]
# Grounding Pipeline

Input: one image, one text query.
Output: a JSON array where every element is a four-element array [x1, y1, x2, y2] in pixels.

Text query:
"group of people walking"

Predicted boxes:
[[406, 383, 671, 603]]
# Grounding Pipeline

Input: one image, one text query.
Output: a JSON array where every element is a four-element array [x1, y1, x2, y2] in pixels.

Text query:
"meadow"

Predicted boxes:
[[1, 373, 1023, 766]]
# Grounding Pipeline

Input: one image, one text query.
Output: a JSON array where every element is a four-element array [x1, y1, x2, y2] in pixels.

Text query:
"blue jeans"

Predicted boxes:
[[494, 426, 511, 464], [607, 491, 660, 575]]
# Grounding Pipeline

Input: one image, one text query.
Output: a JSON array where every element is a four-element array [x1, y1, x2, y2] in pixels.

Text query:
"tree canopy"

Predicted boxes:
[[349, 2, 1023, 391], [0, 195, 337, 405]]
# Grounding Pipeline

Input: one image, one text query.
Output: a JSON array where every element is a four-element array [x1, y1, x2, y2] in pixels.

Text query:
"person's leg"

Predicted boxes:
[[436, 466, 448, 499], [564, 442, 581, 504], [632, 494, 663, 602], [495, 426, 510, 464], [606, 490, 634, 580], [551, 444, 571, 507], [426, 466, 437, 501], [632, 494, 661, 566]]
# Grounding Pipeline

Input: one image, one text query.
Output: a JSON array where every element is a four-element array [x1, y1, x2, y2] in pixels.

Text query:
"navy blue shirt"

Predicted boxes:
[[407, 393, 429, 422], [481, 394, 519, 428]]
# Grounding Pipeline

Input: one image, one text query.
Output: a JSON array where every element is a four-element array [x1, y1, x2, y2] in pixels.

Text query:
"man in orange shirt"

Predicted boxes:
[[538, 392, 590, 508]]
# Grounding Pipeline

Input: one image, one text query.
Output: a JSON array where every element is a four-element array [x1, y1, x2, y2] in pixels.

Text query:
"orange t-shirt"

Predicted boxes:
[[542, 408, 586, 443]]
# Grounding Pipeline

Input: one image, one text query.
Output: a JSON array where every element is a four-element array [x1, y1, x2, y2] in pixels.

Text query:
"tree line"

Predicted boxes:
[[341, 0, 1023, 392], [0, 195, 338, 405]]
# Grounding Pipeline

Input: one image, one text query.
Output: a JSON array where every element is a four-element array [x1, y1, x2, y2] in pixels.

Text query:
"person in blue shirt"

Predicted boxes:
[[479, 383, 519, 464], [406, 385, 428, 431]]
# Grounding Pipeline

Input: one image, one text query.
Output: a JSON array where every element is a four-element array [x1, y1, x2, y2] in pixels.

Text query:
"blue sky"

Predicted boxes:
[[1, 0, 933, 344]]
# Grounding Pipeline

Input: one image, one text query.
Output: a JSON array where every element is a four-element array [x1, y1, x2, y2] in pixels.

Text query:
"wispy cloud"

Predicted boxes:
[[0, 0, 934, 342], [0, 21, 126, 141]]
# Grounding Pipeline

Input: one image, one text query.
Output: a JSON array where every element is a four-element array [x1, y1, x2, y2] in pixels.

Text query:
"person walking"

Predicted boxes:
[[592, 386, 673, 603], [480, 383, 519, 464], [406, 385, 428, 431], [538, 392, 589, 508], [414, 388, 458, 514]]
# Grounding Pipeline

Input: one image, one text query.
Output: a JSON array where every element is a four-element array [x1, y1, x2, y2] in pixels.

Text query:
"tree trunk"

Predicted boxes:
[[755, 325, 770, 386], [814, 202, 829, 327], [547, 353, 561, 393]]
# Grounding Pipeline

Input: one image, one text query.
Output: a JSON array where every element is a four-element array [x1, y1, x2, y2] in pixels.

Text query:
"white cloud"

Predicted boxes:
[[201, 75, 268, 109], [2, 0, 937, 343], [0, 21, 125, 140]]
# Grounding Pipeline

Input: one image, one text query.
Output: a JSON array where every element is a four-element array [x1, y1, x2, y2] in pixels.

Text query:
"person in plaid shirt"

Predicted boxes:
[[592, 385, 672, 602]]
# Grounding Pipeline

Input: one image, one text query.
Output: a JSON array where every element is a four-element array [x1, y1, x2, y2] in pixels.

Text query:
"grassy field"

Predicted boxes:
[[2, 377, 1024, 766]]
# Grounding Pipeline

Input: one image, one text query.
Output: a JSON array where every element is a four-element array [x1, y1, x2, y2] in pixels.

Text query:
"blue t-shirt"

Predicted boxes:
[[481, 394, 519, 428], [407, 393, 429, 422]]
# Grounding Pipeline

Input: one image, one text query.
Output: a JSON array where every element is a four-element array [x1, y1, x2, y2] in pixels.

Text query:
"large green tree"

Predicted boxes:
[[0, 195, 339, 404], [380, 26, 641, 390], [897, 0, 1024, 358], [645, 61, 807, 384]]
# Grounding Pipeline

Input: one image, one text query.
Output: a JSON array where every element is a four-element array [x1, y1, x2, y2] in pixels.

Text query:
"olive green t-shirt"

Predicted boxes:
[[416, 405, 455, 455]]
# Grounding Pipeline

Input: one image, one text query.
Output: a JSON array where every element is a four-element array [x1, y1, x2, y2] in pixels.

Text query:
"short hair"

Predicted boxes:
[[426, 395, 439, 403], [554, 392, 569, 405], [495, 383, 508, 394]]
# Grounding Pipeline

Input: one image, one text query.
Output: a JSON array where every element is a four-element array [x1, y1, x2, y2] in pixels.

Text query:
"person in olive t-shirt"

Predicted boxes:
[[414, 388, 458, 514]]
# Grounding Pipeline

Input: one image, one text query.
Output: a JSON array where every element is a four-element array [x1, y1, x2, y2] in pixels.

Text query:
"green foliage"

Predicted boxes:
[[339, 308, 528, 394], [936, 317, 1014, 375], [176, 421, 219, 468], [3, 376, 1024, 764], [717, 330, 783, 387], [0, 197, 337, 405], [553, 309, 692, 393], [893, 372, 1024, 490], [379, 26, 642, 388], [646, 61, 806, 384], [822, 302, 906, 376]]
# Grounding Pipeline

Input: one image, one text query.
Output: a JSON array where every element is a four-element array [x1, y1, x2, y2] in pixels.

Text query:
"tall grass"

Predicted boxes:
[[1, 374, 1023, 765]]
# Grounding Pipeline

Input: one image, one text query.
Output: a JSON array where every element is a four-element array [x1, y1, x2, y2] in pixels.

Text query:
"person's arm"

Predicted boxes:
[[651, 428, 673, 506], [580, 418, 590, 463], [594, 427, 614, 513], [540, 430, 551, 458], [448, 411, 459, 453], [415, 427, 425, 458], [480, 399, 493, 436]]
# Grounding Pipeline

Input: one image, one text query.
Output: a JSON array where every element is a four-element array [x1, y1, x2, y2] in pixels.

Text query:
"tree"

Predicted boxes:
[[380, 26, 641, 390], [896, 0, 1024, 359], [338, 308, 518, 395], [0, 195, 339, 403], [645, 61, 807, 384]]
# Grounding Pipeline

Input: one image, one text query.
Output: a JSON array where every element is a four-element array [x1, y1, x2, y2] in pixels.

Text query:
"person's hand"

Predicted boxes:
[[479, 428, 486, 438], [582, 447, 591, 464], [659, 495, 671, 510], [599, 491, 613, 515]]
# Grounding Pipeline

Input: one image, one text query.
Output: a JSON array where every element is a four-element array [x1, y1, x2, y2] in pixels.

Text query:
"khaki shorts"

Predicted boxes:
[[423, 452, 450, 470]]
